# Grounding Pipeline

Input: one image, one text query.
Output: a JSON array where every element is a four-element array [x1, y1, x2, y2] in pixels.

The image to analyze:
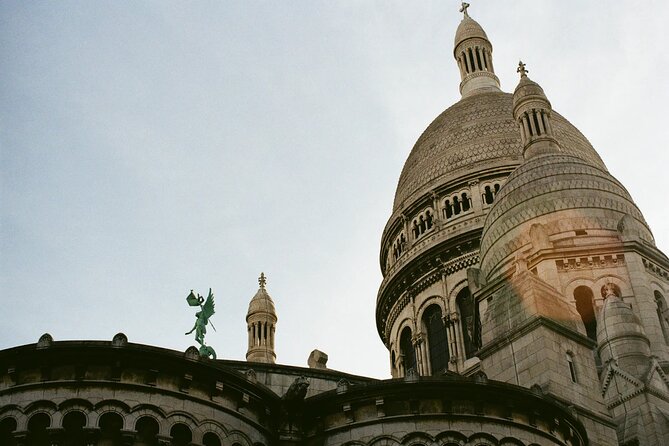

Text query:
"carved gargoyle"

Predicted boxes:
[[280, 376, 310, 434]]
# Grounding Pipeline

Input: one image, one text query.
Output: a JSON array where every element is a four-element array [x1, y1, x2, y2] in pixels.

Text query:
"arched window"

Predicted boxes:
[[63, 411, 86, 446], [494, 183, 501, 194], [27, 413, 50, 446], [399, 327, 417, 376], [574, 286, 597, 342], [461, 192, 471, 212], [655, 291, 669, 344], [170, 423, 192, 446], [203, 433, 221, 446], [99, 412, 123, 446], [135, 417, 159, 446], [457, 288, 478, 358], [0, 417, 17, 446], [419, 215, 426, 234], [412, 221, 419, 239], [426, 211, 433, 230], [453, 195, 461, 215], [444, 200, 453, 219], [422, 305, 449, 374], [483, 186, 494, 205]]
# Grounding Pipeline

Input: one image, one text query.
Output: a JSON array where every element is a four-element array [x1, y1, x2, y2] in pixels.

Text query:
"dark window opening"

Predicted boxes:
[[0, 417, 17, 446], [457, 288, 479, 358], [63, 411, 86, 446], [567, 353, 577, 383], [575, 230, 587, 236], [444, 200, 453, 219], [532, 110, 542, 135], [453, 196, 461, 215], [483, 186, 494, 205], [99, 412, 123, 446], [468, 48, 475, 72], [426, 211, 433, 230], [574, 286, 597, 342], [400, 327, 417, 376], [475, 48, 483, 71], [461, 193, 471, 212], [170, 423, 192, 446], [203, 433, 221, 446], [419, 215, 426, 234], [135, 417, 159, 446], [482, 49, 488, 70], [526, 113, 534, 136], [28, 413, 51, 446], [423, 305, 449, 374]]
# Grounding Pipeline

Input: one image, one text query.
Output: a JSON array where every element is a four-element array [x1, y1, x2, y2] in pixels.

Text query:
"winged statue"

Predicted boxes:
[[185, 288, 217, 358]]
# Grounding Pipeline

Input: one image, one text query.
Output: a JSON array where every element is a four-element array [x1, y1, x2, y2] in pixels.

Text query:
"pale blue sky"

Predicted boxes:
[[2, 1, 668, 378]]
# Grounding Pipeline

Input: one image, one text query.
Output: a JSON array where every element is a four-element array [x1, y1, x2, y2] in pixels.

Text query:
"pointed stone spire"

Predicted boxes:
[[453, 3, 500, 97], [246, 272, 277, 364], [512, 61, 560, 159]]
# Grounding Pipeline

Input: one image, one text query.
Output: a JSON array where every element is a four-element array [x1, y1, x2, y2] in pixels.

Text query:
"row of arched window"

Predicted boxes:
[[392, 233, 407, 261], [384, 180, 505, 270], [0, 412, 227, 446], [394, 288, 479, 376], [443, 193, 471, 219], [457, 46, 491, 75], [412, 210, 434, 239]]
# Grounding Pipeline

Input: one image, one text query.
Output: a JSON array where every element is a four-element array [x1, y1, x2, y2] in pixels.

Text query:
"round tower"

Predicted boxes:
[[246, 272, 277, 364], [454, 2, 500, 97]]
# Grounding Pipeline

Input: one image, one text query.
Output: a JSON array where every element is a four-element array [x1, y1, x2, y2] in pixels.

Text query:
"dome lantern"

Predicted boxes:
[[512, 61, 560, 159], [246, 272, 278, 364], [453, 2, 501, 97]]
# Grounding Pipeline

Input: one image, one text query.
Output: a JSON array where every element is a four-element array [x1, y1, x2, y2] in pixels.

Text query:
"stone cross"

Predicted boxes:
[[460, 2, 470, 17], [259, 272, 267, 289], [517, 60, 529, 78]]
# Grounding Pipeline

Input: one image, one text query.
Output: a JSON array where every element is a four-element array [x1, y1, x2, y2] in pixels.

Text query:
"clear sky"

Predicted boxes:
[[2, 1, 668, 379]]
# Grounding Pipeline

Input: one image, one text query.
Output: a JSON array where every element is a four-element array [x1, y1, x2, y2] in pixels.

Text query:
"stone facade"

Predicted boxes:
[[2, 5, 669, 446]]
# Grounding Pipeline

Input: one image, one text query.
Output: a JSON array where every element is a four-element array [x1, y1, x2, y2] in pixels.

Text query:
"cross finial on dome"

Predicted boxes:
[[460, 2, 470, 17], [258, 272, 267, 289], [517, 60, 529, 78]]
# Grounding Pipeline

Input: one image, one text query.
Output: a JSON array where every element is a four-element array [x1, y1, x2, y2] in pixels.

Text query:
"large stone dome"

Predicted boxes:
[[391, 91, 606, 212], [479, 152, 654, 280]]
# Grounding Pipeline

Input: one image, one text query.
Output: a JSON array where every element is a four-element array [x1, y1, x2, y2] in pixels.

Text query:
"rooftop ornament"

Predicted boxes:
[[185, 288, 217, 359], [460, 2, 470, 18], [517, 60, 529, 78]]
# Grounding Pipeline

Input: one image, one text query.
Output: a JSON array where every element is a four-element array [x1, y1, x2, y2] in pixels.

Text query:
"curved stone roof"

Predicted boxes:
[[247, 288, 276, 318], [392, 92, 606, 212], [479, 153, 653, 279], [454, 16, 488, 48]]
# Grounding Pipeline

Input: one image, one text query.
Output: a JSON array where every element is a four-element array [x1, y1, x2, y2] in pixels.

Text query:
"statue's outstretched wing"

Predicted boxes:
[[202, 288, 215, 320]]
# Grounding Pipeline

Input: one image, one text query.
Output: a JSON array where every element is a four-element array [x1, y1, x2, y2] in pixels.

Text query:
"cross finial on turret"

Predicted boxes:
[[258, 272, 267, 289], [460, 2, 470, 18], [517, 60, 529, 78]]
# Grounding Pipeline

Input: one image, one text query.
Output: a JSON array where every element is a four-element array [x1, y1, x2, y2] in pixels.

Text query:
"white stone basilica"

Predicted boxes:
[[2, 4, 669, 446]]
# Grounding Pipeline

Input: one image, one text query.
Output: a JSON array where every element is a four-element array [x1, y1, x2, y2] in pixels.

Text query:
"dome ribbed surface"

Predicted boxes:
[[479, 153, 653, 279], [454, 16, 488, 48], [247, 288, 276, 317], [392, 92, 606, 212]]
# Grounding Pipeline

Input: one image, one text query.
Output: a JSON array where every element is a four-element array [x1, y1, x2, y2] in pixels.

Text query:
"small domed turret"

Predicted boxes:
[[597, 285, 651, 370], [512, 61, 560, 159], [453, 2, 500, 97], [246, 272, 277, 364]]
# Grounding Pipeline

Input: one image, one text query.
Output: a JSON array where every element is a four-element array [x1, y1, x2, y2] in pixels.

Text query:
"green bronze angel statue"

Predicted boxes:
[[185, 288, 217, 359]]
